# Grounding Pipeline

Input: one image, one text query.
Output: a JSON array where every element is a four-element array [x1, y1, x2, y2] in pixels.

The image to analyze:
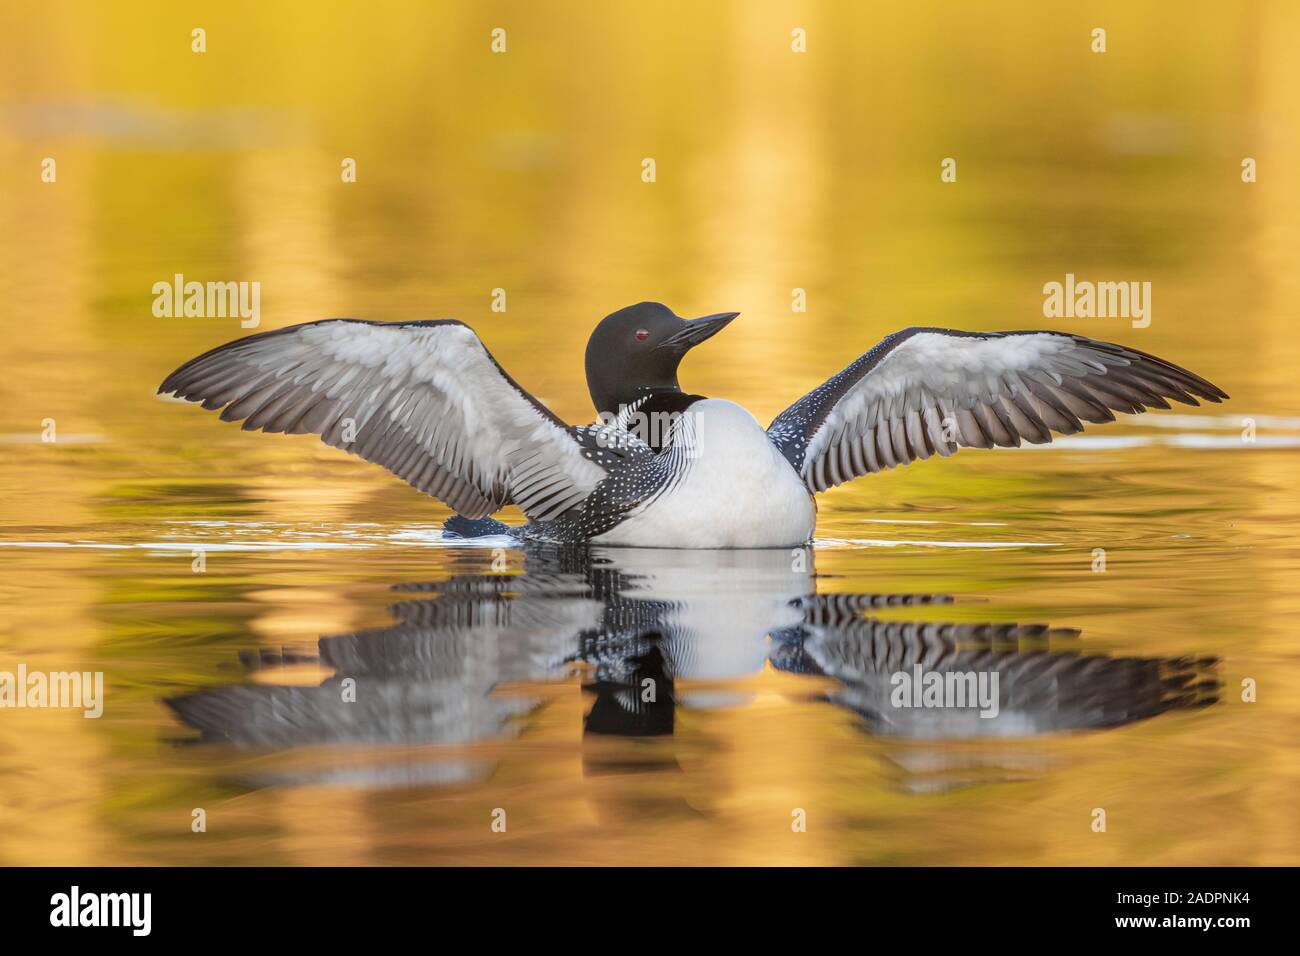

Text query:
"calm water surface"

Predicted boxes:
[[1, 2, 1299, 865]]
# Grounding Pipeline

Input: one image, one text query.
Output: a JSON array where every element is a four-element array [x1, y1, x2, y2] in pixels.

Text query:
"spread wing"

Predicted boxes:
[[766, 327, 1228, 493], [158, 319, 610, 520]]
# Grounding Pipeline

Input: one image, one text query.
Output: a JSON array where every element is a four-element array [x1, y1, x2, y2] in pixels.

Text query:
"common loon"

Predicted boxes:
[[158, 301, 1228, 548]]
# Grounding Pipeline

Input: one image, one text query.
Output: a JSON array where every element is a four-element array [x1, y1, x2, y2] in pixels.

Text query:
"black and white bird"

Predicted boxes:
[[158, 301, 1227, 548]]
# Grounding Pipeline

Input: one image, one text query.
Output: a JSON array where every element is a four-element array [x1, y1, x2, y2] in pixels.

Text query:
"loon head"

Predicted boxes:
[[584, 302, 738, 418]]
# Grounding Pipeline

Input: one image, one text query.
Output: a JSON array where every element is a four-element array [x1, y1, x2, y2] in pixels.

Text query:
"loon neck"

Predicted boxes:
[[612, 388, 706, 452], [592, 382, 680, 423]]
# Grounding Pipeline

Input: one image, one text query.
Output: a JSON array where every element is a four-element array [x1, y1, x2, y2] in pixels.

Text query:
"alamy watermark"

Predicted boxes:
[[890, 663, 1000, 718], [50, 886, 150, 936], [0, 665, 104, 718], [152, 273, 260, 328], [595, 404, 705, 456], [1043, 273, 1151, 328]]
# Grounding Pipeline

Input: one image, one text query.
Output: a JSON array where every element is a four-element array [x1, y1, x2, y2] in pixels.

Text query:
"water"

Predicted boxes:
[[2, 1, 1299, 866]]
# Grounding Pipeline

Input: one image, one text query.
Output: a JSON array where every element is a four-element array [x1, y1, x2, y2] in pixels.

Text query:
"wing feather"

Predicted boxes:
[[767, 328, 1228, 493], [159, 319, 608, 520]]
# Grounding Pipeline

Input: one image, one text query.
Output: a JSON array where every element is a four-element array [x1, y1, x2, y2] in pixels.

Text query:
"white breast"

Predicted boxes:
[[592, 399, 816, 548]]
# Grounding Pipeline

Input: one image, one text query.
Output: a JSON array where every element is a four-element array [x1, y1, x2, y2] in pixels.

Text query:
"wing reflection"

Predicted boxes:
[[167, 546, 1218, 790]]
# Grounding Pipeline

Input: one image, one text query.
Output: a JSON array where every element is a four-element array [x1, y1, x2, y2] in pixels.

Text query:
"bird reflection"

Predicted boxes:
[[167, 546, 1218, 790]]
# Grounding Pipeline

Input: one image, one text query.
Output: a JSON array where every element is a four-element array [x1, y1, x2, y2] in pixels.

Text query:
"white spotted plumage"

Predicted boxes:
[[591, 400, 816, 548]]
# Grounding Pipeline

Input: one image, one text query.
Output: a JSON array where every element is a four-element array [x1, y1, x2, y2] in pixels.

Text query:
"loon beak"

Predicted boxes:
[[657, 311, 740, 352]]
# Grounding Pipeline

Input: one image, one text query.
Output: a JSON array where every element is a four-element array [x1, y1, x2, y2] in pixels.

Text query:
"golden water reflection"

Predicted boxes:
[[1, 1, 1299, 865]]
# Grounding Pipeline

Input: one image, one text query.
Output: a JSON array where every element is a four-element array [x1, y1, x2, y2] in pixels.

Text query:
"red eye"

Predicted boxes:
[[635, 329, 650, 342]]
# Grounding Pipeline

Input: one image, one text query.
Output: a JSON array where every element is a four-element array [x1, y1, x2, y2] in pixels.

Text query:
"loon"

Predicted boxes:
[[158, 301, 1227, 548]]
